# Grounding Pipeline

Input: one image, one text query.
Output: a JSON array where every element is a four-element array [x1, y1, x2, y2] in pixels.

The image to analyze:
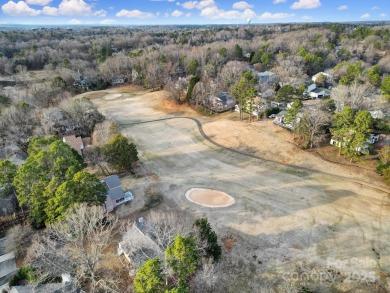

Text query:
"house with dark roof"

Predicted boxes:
[[101, 175, 133, 213]]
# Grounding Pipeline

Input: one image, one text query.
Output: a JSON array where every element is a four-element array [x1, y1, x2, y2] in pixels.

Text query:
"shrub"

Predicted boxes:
[[9, 266, 36, 286]]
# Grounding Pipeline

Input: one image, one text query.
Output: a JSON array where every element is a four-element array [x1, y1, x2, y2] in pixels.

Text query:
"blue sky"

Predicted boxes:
[[0, 0, 388, 25]]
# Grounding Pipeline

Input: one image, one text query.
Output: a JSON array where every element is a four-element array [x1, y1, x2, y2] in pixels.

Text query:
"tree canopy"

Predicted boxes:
[[104, 133, 138, 172], [134, 258, 166, 293], [0, 160, 17, 197], [165, 234, 199, 288], [330, 107, 373, 158], [193, 218, 221, 262], [13, 136, 105, 227], [232, 70, 258, 120]]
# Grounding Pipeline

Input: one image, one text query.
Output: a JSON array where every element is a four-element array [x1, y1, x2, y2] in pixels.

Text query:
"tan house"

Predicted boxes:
[[62, 135, 91, 157]]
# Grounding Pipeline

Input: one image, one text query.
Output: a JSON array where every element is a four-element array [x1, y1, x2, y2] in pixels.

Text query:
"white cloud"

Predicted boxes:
[[116, 9, 154, 18], [196, 0, 215, 9], [180, 0, 215, 10], [338, 5, 347, 11], [42, 5, 57, 15], [186, 12, 191, 17], [93, 9, 106, 17], [258, 12, 294, 20], [100, 18, 116, 24], [2, 1, 41, 16], [380, 13, 386, 17], [360, 13, 370, 19], [68, 18, 81, 24], [26, 0, 52, 5], [273, 0, 286, 3], [302, 15, 312, 19], [232, 1, 253, 10], [181, 1, 197, 9], [291, 0, 320, 10], [58, 0, 92, 16], [372, 6, 379, 10], [200, 6, 256, 19], [168, 0, 175, 2], [172, 9, 183, 17]]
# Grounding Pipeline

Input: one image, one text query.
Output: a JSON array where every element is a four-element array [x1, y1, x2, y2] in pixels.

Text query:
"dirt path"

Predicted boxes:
[[91, 88, 390, 290]]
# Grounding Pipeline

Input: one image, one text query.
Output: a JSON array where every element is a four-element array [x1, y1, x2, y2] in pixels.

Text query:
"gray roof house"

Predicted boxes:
[[118, 219, 162, 276], [0, 252, 16, 286], [203, 92, 236, 112], [258, 71, 278, 84], [101, 175, 133, 213]]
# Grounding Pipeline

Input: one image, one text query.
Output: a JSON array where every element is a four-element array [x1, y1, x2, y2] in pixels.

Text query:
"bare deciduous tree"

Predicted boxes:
[[331, 82, 372, 111], [0, 104, 40, 153], [60, 98, 104, 137], [295, 109, 331, 148], [27, 204, 121, 293], [4, 224, 34, 258], [92, 119, 118, 147], [144, 211, 190, 251]]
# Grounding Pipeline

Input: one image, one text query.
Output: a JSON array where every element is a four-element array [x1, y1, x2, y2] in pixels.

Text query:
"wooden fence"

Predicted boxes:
[[0, 211, 28, 232]]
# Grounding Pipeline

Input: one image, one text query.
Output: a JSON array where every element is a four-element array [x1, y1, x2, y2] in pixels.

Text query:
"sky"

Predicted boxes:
[[0, 0, 389, 26]]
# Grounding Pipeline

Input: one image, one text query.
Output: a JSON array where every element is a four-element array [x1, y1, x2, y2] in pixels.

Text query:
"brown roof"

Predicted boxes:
[[63, 135, 83, 156]]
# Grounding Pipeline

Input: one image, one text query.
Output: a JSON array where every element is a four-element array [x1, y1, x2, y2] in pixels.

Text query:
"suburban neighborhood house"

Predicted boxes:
[[101, 175, 134, 213], [0, 252, 16, 287], [330, 133, 380, 154], [118, 218, 161, 276], [258, 71, 278, 84], [203, 92, 236, 112], [312, 72, 333, 85], [304, 83, 327, 99], [62, 135, 91, 157]]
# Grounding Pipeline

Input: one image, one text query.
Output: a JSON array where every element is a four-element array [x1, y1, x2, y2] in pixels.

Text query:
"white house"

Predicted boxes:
[[304, 84, 327, 99], [330, 133, 380, 154], [312, 72, 333, 84]]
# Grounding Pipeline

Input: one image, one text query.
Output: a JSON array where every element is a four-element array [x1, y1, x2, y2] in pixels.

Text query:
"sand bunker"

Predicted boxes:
[[103, 93, 122, 100], [185, 188, 235, 208]]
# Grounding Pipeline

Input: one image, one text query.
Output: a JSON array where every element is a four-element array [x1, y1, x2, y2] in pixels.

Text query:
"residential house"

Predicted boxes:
[[258, 71, 278, 84], [273, 110, 302, 131], [330, 133, 380, 154], [369, 110, 385, 119], [304, 84, 327, 99], [312, 72, 333, 86], [0, 252, 16, 286], [203, 92, 236, 112], [101, 175, 134, 213], [9, 274, 81, 293], [62, 135, 91, 157], [112, 75, 125, 86], [73, 73, 91, 89], [118, 218, 161, 275]]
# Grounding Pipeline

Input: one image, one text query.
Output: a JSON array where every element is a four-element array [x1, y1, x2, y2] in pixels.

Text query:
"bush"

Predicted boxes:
[[258, 107, 280, 118], [9, 266, 36, 286], [373, 118, 390, 133]]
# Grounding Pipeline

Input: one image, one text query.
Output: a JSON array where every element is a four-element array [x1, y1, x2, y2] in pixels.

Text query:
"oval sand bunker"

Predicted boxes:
[[103, 93, 122, 100], [185, 188, 235, 208]]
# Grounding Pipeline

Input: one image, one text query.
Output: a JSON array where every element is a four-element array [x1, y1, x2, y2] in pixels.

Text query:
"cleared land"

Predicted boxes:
[[89, 88, 390, 291]]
